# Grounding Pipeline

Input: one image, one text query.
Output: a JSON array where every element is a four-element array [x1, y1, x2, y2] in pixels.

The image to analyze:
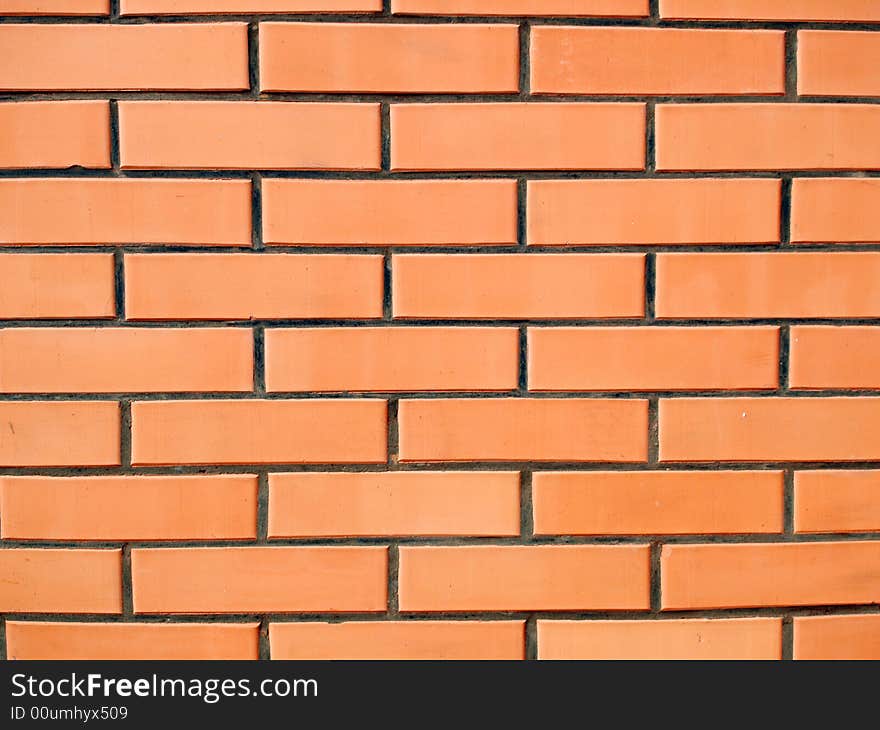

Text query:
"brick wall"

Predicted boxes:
[[1, 0, 879, 661]]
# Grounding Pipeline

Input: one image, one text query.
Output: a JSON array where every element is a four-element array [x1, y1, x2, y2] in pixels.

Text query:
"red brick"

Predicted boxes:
[[123, 0, 380, 11], [393, 0, 648, 15], [791, 179, 880, 244], [794, 615, 880, 660], [795, 470, 880, 534], [790, 327, 880, 389], [661, 0, 880, 22], [2, 0, 108, 13], [798, 31, 880, 97]]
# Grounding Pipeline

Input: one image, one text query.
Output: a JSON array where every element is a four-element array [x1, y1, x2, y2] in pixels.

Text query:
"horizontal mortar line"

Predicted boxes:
[[6, 319, 880, 327]]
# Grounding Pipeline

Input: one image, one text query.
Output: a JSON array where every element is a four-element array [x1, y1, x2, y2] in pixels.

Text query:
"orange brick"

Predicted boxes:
[[527, 179, 780, 246], [132, 547, 387, 613], [260, 23, 518, 93], [0, 102, 109, 169], [265, 327, 519, 392], [120, 102, 380, 170], [125, 253, 383, 320], [794, 615, 880, 660], [1, 475, 258, 541], [392, 254, 645, 319], [131, 399, 387, 465], [798, 31, 880, 97], [393, 0, 648, 15], [660, 397, 880, 463], [1, 0, 108, 13], [0, 24, 247, 91], [791, 179, 880, 244], [391, 103, 645, 171], [0, 549, 121, 613], [398, 398, 648, 462], [657, 104, 880, 171], [268, 471, 520, 537], [661, 0, 880, 22], [123, 0, 379, 11], [263, 180, 516, 246], [538, 619, 783, 660], [527, 327, 779, 391], [0, 402, 119, 467], [0, 254, 114, 319], [532, 471, 784, 536], [791, 327, 880, 390], [6, 622, 259, 661], [0, 328, 253, 393], [656, 253, 880, 319], [662, 541, 880, 609], [399, 545, 650, 611], [531, 28, 784, 95], [270, 621, 525, 660], [0, 179, 250, 245], [795, 470, 880, 534]]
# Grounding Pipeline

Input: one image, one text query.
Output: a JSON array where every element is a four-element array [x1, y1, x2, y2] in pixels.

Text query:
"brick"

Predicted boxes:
[[265, 327, 519, 392], [527, 327, 779, 391], [656, 104, 880, 171], [660, 397, 880, 463], [122, 0, 379, 12], [398, 398, 648, 462], [393, 0, 648, 15], [260, 23, 518, 93], [0, 101, 110, 169], [131, 399, 387, 465], [0, 179, 250, 246], [6, 622, 259, 661], [391, 103, 645, 171], [791, 179, 880, 244], [271, 621, 525, 660], [120, 102, 380, 170], [791, 327, 880, 390], [0, 402, 119, 467], [0, 24, 248, 91], [1, 0, 108, 13], [538, 619, 783, 660], [660, 0, 880, 22], [794, 616, 880, 660], [531, 28, 784, 96], [0, 549, 121, 613], [795, 470, 880, 534], [532, 471, 784, 536], [656, 253, 880, 319], [132, 547, 387, 613], [125, 253, 383, 320], [392, 254, 645, 319], [798, 31, 880, 97], [662, 541, 880, 609], [527, 179, 780, 246], [399, 545, 651, 611], [0, 475, 258, 541], [0, 253, 114, 319], [263, 180, 516, 246], [0, 328, 253, 393], [268, 471, 520, 537]]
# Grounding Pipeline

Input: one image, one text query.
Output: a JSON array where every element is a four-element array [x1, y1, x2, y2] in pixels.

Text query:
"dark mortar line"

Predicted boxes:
[[258, 618, 270, 660], [113, 249, 126, 320], [649, 542, 662, 612], [108, 99, 120, 170], [386, 399, 399, 466], [0, 618, 6, 660], [380, 102, 391, 171], [252, 326, 266, 394], [256, 473, 269, 543], [647, 399, 659, 464], [778, 325, 791, 390], [517, 326, 528, 392], [645, 101, 656, 172], [119, 400, 132, 468], [644, 253, 656, 322], [785, 29, 799, 98], [387, 544, 399, 616], [248, 22, 260, 95], [121, 545, 133, 616], [382, 251, 393, 320], [781, 616, 794, 660], [525, 616, 537, 660], [518, 22, 530, 96], [780, 177, 793, 244], [519, 471, 533, 539], [784, 471, 795, 536], [516, 178, 527, 249], [251, 173, 263, 249]]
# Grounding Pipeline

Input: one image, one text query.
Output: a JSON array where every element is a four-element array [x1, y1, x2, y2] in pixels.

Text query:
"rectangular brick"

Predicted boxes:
[[662, 541, 880, 609], [0, 549, 121, 613], [531, 27, 784, 95], [399, 545, 651, 611], [790, 327, 880, 390], [393, 0, 648, 15], [532, 471, 784, 536], [265, 327, 519, 392], [263, 180, 516, 246], [656, 253, 880, 319], [527, 179, 780, 246], [398, 398, 648, 462], [661, 0, 880, 22], [270, 621, 525, 660], [132, 547, 387, 613], [527, 327, 779, 391], [125, 253, 383, 320], [0, 402, 119, 467], [260, 23, 518, 93], [119, 102, 380, 170], [123, 0, 380, 11], [268, 471, 520, 537], [0, 328, 253, 393], [794, 615, 880, 660], [0, 475, 258, 541], [6, 622, 259, 661], [0, 101, 109, 169], [391, 103, 645, 171], [0, 24, 248, 91], [0, 179, 251, 245], [795, 470, 880, 534], [538, 619, 783, 660], [393, 254, 645, 319], [791, 179, 880, 244], [0, 253, 114, 319], [798, 31, 880, 97], [660, 397, 880, 463], [657, 104, 880, 171], [2, 0, 108, 13], [131, 399, 387, 465]]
